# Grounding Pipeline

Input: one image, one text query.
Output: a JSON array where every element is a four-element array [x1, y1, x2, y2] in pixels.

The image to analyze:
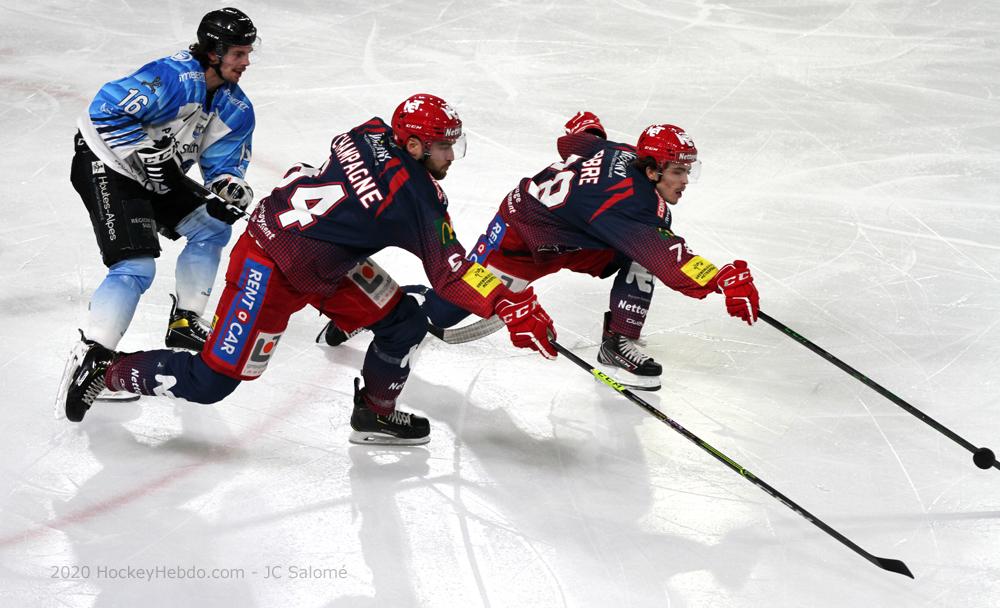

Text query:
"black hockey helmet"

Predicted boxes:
[[197, 8, 257, 56]]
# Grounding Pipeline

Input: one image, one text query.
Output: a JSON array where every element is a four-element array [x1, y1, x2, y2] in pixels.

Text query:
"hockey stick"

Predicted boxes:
[[550, 338, 914, 579], [184, 175, 250, 221], [428, 316, 505, 345], [758, 311, 999, 472]]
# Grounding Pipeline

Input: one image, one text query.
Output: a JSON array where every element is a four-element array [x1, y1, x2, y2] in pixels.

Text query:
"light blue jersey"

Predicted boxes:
[[77, 50, 254, 192]]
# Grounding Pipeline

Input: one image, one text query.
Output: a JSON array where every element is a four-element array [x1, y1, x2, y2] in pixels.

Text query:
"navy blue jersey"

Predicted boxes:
[[247, 118, 505, 317], [500, 133, 720, 299]]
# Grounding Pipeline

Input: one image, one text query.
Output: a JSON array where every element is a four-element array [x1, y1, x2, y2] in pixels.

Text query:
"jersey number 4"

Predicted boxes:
[[275, 166, 348, 230]]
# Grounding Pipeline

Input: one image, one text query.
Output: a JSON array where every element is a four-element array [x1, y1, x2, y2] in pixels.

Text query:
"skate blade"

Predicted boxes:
[[96, 390, 140, 402], [349, 431, 430, 446], [595, 364, 661, 392]]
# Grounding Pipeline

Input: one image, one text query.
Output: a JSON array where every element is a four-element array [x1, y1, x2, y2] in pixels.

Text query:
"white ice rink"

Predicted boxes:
[[2, 1, 999, 606]]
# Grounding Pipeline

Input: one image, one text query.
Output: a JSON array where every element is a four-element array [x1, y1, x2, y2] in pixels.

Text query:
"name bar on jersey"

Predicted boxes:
[[331, 133, 385, 209]]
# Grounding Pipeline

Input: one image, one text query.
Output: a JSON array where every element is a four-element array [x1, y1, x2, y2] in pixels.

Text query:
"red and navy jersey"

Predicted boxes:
[[247, 117, 505, 318], [500, 133, 720, 299]]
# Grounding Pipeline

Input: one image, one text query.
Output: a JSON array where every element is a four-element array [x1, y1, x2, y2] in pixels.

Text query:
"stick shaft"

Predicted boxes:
[[758, 311, 998, 470], [552, 340, 913, 578]]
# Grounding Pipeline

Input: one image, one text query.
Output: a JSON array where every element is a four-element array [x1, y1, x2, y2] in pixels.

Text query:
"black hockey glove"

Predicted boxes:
[[204, 192, 247, 225], [136, 136, 184, 191], [208, 175, 254, 210]]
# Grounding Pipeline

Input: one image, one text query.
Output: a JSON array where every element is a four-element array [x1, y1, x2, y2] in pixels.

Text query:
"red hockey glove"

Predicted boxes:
[[564, 111, 607, 139], [715, 260, 759, 325], [494, 287, 558, 359]]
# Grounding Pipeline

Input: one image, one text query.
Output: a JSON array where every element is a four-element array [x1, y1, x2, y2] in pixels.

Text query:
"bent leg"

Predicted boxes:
[[106, 349, 240, 404], [174, 206, 232, 315], [86, 257, 156, 349], [608, 258, 654, 339]]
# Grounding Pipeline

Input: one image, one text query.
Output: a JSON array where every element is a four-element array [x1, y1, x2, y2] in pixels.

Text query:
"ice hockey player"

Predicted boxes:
[[64, 6, 257, 382], [321, 111, 760, 391], [57, 94, 558, 447]]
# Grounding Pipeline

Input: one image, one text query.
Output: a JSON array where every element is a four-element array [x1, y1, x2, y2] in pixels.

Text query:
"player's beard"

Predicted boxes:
[[423, 159, 450, 180]]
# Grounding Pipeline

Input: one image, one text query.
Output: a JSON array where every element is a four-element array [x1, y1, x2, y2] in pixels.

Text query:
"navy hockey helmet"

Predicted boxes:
[[197, 8, 257, 56]]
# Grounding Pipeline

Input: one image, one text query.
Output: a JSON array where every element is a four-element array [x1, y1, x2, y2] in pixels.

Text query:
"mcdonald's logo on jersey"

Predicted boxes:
[[435, 217, 457, 246]]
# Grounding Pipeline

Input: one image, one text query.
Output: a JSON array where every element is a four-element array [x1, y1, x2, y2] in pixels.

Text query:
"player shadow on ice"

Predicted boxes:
[[343, 372, 767, 606], [49, 403, 262, 607]]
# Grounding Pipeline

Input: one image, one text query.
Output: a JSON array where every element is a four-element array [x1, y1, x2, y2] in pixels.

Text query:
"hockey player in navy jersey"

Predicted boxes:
[[63, 7, 257, 387], [323, 112, 760, 391], [57, 94, 558, 446]]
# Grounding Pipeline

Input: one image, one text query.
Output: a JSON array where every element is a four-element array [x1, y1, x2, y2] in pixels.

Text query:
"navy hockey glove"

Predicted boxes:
[[495, 287, 557, 359], [136, 136, 183, 192], [208, 175, 254, 210], [715, 260, 759, 325]]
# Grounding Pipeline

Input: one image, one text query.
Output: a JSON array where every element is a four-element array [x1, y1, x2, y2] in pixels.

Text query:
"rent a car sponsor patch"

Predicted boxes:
[[213, 258, 271, 365]]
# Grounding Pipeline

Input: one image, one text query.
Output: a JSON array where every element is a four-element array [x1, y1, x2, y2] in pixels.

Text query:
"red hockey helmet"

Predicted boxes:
[[392, 94, 466, 158], [636, 124, 698, 164]]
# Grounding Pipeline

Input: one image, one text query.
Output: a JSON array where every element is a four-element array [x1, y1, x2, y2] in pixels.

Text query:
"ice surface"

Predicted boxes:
[[2, 1, 999, 606]]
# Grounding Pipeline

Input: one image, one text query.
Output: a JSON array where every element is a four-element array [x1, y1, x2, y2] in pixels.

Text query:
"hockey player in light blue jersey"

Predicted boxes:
[[61, 8, 258, 404]]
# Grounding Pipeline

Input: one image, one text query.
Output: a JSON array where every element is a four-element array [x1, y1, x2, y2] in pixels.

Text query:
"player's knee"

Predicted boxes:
[[176, 206, 232, 249], [108, 257, 156, 293], [370, 295, 428, 355], [184, 355, 241, 404]]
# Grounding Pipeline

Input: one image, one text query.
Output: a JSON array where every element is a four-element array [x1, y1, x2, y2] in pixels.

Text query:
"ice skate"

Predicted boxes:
[[596, 313, 662, 391], [349, 378, 429, 445], [165, 294, 211, 350], [316, 320, 365, 347], [56, 332, 118, 422]]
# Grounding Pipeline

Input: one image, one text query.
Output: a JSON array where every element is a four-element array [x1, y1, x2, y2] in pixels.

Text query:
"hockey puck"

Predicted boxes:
[[973, 447, 995, 470]]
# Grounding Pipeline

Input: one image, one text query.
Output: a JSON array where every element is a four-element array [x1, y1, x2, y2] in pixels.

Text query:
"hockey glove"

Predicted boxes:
[[495, 287, 558, 359], [203, 192, 247, 225], [136, 136, 183, 192], [715, 260, 759, 325], [208, 175, 254, 210], [564, 111, 607, 139]]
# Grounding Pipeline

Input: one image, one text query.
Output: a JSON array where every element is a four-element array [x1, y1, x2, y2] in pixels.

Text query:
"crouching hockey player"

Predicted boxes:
[[56, 94, 558, 446], [321, 112, 759, 391]]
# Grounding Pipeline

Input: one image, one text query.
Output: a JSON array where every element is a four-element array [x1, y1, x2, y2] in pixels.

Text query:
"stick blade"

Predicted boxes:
[[876, 556, 914, 579]]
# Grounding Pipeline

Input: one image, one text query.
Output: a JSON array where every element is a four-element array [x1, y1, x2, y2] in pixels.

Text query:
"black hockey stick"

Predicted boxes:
[[550, 339, 914, 579], [758, 311, 998, 472], [184, 175, 250, 222]]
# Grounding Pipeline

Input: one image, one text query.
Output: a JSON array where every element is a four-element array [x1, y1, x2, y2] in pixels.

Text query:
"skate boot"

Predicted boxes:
[[165, 294, 211, 351], [596, 313, 662, 391], [316, 320, 365, 347], [349, 378, 429, 445], [56, 332, 118, 422]]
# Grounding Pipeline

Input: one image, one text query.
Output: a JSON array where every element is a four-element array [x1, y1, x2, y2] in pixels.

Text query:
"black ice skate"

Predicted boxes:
[[349, 378, 429, 445], [315, 320, 365, 347], [165, 294, 211, 350], [56, 332, 118, 422], [596, 313, 662, 391]]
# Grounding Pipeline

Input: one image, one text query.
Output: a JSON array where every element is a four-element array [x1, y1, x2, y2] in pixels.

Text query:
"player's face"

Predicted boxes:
[[422, 141, 456, 180], [652, 163, 692, 204], [217, 45, 254, 84]]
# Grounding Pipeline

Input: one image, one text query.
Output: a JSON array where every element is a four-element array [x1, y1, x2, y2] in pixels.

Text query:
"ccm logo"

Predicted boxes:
[[720, 270, 750, 288]]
